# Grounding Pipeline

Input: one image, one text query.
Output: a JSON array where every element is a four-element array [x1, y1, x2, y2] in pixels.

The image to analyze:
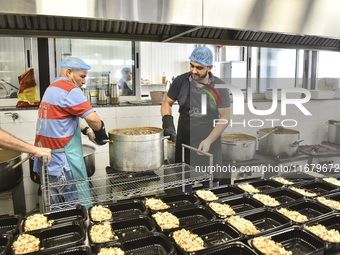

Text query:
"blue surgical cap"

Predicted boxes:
[[121, 67, 132, 76], [60, 57, 91, 70], [189, 46, 213, 66]]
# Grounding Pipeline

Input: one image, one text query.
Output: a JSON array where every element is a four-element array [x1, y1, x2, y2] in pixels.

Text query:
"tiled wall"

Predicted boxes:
[[0, 99, 339, 212]]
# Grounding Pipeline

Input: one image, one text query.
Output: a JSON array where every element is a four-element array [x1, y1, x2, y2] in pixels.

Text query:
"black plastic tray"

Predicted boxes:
[[249, 226, 326, 255], [96, 232, 176, 255], [22, 205, 87, 232], [0, 234, 11, 255], [207, 196, 264, 218], [195, 185, 245, 203], [170, 221, 242, 254], [88, 215, 155, 251], [12, 221, 86, 255], [233, 208, 292, 237], [291, 179, 339, 197], [304, 213, 340, 251], [271, 172, 315, 185], [261, 187, 305, 205], [152, 205, 216, 233], [39, 245, 91, 255], [89, 199, 148, 222], [193, 241, 258, 255], [145, 193, 200, 213], [0, 215, 21, 236], [239, 179, 283, 192], [322, 176, 340, 187], [277, 198, 333, 223], [318, 191, 340, 211]]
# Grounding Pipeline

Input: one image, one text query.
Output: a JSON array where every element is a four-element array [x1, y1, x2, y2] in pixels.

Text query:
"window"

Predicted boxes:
[[60, 39, 135, 97]]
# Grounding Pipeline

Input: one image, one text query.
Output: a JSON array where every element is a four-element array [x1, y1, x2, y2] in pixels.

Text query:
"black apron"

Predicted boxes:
[[175, 80, 222, 180]]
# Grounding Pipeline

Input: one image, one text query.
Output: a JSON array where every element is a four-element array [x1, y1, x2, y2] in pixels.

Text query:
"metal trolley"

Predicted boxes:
[[40, 144, 213, 212]]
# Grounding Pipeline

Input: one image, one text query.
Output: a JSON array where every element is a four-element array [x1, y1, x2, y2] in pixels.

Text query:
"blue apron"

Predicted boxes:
[[52, 123, 92, 209]]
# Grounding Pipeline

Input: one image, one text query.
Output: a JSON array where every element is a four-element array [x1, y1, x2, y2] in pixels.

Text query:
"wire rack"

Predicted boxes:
[[41, 162, 212, 212]]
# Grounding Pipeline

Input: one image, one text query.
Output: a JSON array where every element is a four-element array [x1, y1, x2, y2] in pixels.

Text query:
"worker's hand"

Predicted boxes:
[[93, 121, 109, 145], [33, 147, 52, 165], [162, 115, 176, 142], [82, 127, 97, 144], [197, 139, 211, 155]]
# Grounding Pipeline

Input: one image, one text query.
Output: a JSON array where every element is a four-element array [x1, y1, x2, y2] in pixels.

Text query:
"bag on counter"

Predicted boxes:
[[16, 68, 40, 107]]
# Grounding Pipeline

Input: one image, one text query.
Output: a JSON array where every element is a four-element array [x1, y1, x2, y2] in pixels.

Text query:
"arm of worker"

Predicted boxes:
[[161, 96, 177, 142], [197, 107, 230, 154], [84, 112, 109, 145], [0, 129, 52, 164]]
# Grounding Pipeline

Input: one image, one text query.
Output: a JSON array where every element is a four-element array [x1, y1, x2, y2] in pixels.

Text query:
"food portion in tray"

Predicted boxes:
[[238, 184, 260, 194], [172, 228, 205, 252], [253, 194, 280, 207], [152, 211, 179, 230], [90, 222, 116, 243], [24, 214, 54, 232], [290, 187, 317, 197], [226, 215, 260, 235], [252, 236, 292, 255], [145, 197, 170, 210], [317, 196, 340, 210], [90, 205, 113, 222], [196, 190, 218, 201], [273, 177, 294, 185], [306, 224, 340, 242], [98, 247, 125, 255], [208, 202, 235, 217], [323, 177, 340, 186], [277, 208, 308, 223], [12, 234, 40, 254]]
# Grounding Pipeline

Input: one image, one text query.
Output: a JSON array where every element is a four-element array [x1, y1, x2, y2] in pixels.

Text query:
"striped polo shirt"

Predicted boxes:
[[34, 77, 94, 176]]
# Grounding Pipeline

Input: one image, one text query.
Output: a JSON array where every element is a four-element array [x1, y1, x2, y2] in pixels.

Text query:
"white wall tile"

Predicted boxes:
[[116, 106, 150, 118]]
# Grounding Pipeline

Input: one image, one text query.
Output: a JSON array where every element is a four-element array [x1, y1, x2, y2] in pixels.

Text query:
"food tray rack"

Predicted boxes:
[[41, 162, 212, 212]]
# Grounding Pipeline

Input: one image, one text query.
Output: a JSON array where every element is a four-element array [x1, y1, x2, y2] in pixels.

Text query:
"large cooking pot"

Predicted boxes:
[[29, 144, 96, 184], [167, 141, 176, 164], [327, 120, 340, 144], [221, 133, 256, 161], [108, 127, 165, 171], [258, 128, 303, 157], [0, 149, 23, 191]]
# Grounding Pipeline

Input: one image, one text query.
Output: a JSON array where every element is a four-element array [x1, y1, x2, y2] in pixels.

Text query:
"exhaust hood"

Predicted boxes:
[[0, 0, 340, 51]]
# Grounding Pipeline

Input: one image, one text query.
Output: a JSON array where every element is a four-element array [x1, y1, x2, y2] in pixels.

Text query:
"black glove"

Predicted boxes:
[[162, 115, 176, 142], [93, 120, 109, 145]]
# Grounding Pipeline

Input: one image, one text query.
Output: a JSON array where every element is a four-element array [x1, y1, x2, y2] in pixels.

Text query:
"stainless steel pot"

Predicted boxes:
[[108, 127, 165, 171], [258, 128, 303, 157], [327, 120, 340, 144], [29, 144, 96, 184], [167, 141, 176, 164], [0, 149, 23, 191], [221, 133, 256, 161]]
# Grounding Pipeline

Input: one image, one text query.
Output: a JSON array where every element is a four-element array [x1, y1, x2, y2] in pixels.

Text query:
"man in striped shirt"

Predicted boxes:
[[34, 57, 108, 210]]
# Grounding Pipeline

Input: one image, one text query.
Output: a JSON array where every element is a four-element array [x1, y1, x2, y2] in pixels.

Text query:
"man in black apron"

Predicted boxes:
[[161, 46, 230, 191]]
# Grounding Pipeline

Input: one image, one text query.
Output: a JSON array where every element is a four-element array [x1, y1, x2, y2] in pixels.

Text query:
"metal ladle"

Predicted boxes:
[[258, 126, 284, 141]]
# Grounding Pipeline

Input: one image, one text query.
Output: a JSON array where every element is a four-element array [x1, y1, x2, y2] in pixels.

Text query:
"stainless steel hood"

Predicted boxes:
[[0, 0, 340, 51]]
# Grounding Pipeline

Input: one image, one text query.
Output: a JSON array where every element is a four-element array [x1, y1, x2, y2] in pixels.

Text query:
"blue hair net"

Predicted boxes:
[[60, 57, 91, 70], [121, 67, 132, 76], [189, 46, 213, 66]]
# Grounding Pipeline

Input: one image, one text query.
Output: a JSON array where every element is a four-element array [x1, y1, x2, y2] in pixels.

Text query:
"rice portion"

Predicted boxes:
[[306, 224, 340, 242], [196, 190, 218, 201], [253, 194, 280, 207], [152, 211, 180, 230], [323, 177, 340, 186], [273, 177, 294, 185], [226, 216, 260, 235], [317, 196, 340, 210], [290, 187, 317, 197], [98, 247, 125, 255], [12, 234, 40, 254], [277, 208, 308, 223], [173, 229, 205, 252], [90, 222, 115, 243], [91, 205, 113, 221], [238, 184, 260, 194], [209, 202, 235, 217], [252, 236, 292, 255], [24, 213, 54, 231], [145, 198, 170, 210]]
